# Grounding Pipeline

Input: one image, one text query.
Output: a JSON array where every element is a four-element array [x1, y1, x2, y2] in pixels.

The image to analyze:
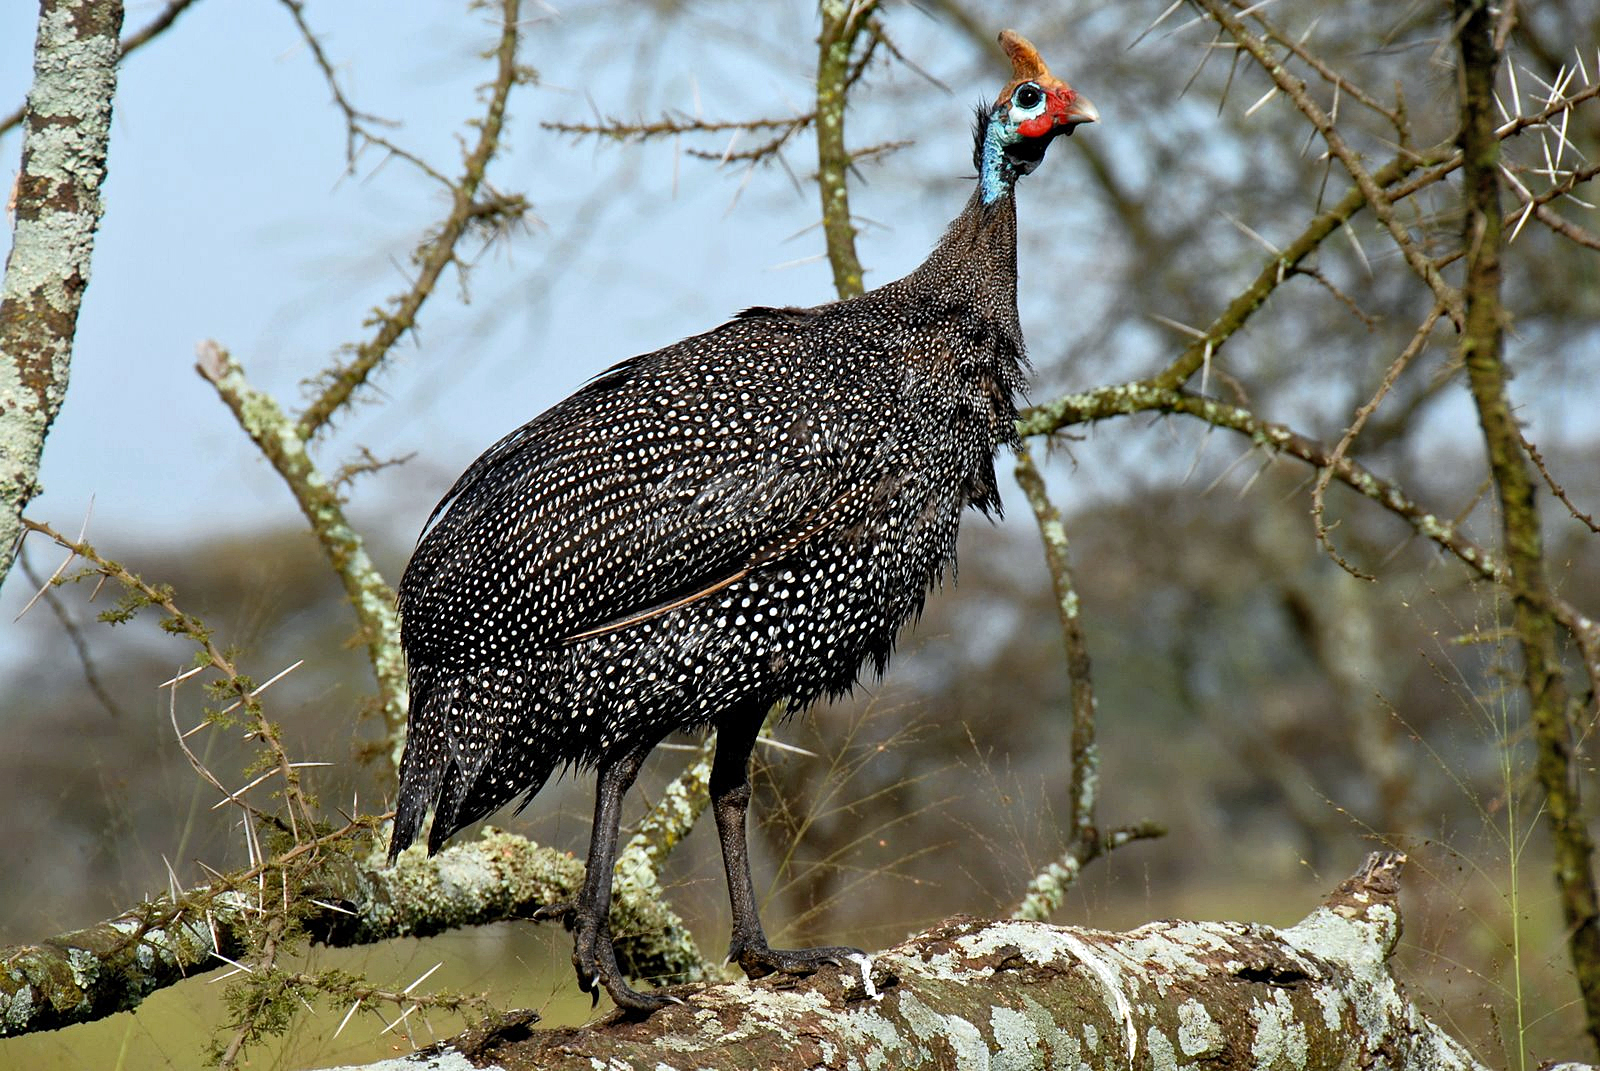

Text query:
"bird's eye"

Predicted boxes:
[[1014, 83, 1044, 111]]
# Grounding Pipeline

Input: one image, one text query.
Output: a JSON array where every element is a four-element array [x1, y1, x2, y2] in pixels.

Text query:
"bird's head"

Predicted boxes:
[[976, 30, 1097, 203]]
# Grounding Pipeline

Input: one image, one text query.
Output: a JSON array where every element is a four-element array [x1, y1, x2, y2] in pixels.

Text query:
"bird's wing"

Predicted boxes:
[[398, 312, 890, 660]]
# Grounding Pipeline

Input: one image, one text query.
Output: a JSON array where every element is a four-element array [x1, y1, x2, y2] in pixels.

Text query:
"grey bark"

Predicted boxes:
[[314, 852, 1491, 1071], [0, 0, 124, 586]]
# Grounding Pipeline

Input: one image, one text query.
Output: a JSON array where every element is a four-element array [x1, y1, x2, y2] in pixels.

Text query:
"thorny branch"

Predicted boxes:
[[1193, 0, 1465, 328], [21, 519, 317, 843], [294, 0, 530, 439], [1451, 0, 1600, 1052]]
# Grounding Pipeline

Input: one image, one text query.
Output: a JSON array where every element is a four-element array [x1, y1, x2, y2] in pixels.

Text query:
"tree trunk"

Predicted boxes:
[[0, 0, 124, 585]]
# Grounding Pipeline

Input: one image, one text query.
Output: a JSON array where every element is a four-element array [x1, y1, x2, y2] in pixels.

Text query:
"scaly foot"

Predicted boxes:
[[571, 912, 682, 1014], [729, 940, 866, 980]]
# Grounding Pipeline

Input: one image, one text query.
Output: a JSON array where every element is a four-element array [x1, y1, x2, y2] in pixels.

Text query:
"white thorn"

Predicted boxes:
[[1244, 85, 1279, 117], [1148, 313, 1208, 340], [1129, 0, 1183, 50], [333, 1000, 362, 1040]]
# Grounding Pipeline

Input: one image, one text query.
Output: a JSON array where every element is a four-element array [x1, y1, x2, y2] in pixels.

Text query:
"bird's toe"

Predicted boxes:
[[734, 943, 867, 979]]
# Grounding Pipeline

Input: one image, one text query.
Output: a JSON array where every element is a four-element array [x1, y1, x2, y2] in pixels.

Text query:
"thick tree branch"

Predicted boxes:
[[310, 852, 1488, 1071], [0, 829, 706, 1037], [0, 0, 124, 588]]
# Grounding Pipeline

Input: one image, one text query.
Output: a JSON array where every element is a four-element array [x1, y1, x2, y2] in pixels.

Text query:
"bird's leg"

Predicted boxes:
[[711, 711, 865, 979], [571, 742, 673, 1013]]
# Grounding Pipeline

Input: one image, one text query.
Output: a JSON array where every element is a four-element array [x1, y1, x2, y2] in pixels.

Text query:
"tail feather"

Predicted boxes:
[[389, 665, 454, 860], [390, 661, 558, 859]]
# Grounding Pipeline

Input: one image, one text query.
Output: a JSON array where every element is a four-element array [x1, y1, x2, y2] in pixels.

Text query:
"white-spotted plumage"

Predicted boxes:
[[386, 27, 1096, 1014], [392, 219, 1030, 853]]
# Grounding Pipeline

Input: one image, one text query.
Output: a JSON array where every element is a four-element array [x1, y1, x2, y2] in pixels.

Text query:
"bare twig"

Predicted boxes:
[[1309, 302, 1444, 579], [1013, 446, 1100, 848], [16, 543, 126, 719], [1520, 433, 1600, 534], [294, 0, 529, 439], [1009, 446, 1163, 919]]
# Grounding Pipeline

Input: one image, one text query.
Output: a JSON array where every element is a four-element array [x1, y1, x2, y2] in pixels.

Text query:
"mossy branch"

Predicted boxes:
[[0, 828, 704, 1038], [196, 342, 409, 766], [1452, 0, 1600, 1054], [815, 0, 880, 301]]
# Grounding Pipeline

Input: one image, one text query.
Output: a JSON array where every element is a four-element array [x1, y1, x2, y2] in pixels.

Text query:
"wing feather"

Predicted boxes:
[[399, 313, 882, 660]]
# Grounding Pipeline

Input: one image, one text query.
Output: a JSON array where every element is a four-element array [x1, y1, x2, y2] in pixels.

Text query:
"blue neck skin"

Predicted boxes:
[[979, 113, 1017, 206]]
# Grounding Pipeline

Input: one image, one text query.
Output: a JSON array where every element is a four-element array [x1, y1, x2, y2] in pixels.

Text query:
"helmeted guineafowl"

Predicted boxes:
[[390, 29, 1096, 1012]]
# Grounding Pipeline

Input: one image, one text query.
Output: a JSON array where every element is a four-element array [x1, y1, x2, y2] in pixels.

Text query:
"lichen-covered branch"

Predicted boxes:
[[0, 0, 123, 588], [196, 341, 408, 759], [815, 0, 879, 300], [0, 0, 192, 138], [1452, 0, 1600, 1053], [0, 828, 705, 1037], [1009, 447, 1162, 919], [313, 852, 1490, 1071]]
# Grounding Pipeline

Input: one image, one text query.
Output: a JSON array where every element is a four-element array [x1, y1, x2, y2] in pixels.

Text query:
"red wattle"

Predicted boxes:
[[1018, 114, 1054, 138]]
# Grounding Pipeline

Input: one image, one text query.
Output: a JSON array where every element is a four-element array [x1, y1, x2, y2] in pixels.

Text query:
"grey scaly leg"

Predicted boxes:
[[711, 708, 864, 978]]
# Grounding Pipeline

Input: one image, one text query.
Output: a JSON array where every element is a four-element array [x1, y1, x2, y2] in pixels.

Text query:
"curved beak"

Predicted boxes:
[[1057, 91, 1099, 134]]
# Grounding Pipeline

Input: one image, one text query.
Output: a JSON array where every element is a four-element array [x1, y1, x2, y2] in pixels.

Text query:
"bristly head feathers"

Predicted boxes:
[[974, 30, 1098, 204]]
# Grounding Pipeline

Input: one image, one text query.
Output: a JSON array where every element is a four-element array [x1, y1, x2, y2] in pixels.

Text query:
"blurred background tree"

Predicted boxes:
[[1, 0, 1597, 1066]]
